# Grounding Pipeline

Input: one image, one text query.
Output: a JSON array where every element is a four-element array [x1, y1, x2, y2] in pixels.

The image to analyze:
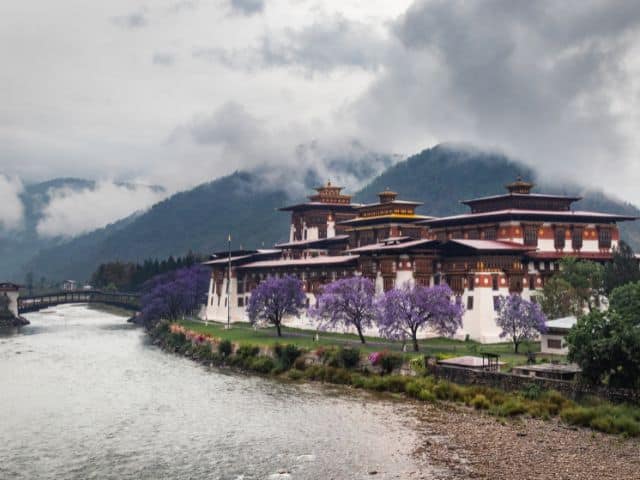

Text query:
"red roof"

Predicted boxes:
[[420, 209, 637, 226], [238, 255, 359, 269], [347, 239, 437, 253], [443, 239, 534, 251]]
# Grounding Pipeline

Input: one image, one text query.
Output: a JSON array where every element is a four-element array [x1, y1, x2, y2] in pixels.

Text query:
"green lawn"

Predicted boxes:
[[178, 319, 564, 368]]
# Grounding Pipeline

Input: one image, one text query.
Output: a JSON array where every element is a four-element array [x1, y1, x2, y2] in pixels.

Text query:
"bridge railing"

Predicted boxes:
[[17, 290, 141, 314]]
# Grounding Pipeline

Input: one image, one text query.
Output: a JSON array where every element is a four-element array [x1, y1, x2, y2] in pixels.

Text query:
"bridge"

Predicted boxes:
[[17, 290, 141, 314]]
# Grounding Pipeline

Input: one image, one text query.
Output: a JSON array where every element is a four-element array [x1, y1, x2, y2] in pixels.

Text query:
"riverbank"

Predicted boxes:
[[417, 402, 640, 479], [150, 320, 640, 479], [151, 321, 640, 436]]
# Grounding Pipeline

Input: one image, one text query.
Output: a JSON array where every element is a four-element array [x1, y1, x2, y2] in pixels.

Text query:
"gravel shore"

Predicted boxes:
[[413, 403, 640, 480]]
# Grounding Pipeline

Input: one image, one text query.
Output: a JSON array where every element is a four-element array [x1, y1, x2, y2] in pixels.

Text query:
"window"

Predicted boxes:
[[598, 228, 612, 249], [383, 277, 395, 292], [484, 228, 497, 240], [524, 226, 538, 246], [467, 296, 474, 310], [468, 275, 474, 291], [572, 228, 583, 250], [492, 274, 499, 291], [554, 227, 566, 249], [547, 338, 562, 350], [237, 297, 244, 307], [493, 295, 501, 311], [528, 275, 536, 291], [467, 229, 480, 240]]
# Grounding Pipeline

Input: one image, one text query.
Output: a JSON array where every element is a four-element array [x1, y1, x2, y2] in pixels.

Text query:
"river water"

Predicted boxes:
[[0, 304, 433, 480]]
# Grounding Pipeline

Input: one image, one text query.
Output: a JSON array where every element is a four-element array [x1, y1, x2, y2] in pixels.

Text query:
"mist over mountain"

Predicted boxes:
[[0, 178, 164, 282], [13, 145, 640, 283]]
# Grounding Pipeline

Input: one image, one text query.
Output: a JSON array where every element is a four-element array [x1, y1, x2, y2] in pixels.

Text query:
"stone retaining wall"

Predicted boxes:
[[427, 364, 640, 405]]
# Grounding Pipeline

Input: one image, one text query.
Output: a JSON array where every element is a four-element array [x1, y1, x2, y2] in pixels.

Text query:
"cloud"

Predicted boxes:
[[196, 15, 389, 73], [351, 0, 640, 194], [0, 175, 24, 231], [170, 102, 395, 197], [111, 11, 147, 29], [230, 0, 264, 16], [153, 52, 176, 66], [36, 181, 165, 238]]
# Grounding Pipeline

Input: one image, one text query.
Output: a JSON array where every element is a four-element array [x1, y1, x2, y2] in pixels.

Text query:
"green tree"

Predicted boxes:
[[603, 241, 640, 294], [558, 258, 604, 311], [608, 281, 640, 326], [539, 277, 582, 319], [567, 282, 640, 389], [567, 310, 640, 389]]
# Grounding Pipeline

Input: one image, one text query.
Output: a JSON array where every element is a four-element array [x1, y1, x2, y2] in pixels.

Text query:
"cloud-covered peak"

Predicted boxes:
[[36, 181, 165, 238]]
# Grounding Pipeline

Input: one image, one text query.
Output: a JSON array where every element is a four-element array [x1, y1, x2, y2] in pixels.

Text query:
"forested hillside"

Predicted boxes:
[[20, 145, 640, 282]]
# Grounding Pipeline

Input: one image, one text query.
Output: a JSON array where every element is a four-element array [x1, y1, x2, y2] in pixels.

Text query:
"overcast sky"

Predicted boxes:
[[2, 0, 640, 235]]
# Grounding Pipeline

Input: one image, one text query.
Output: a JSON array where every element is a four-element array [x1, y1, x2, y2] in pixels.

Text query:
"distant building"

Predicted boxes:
[[540, 316, 577, 355], [203, 179, 636, 343], [0, 283, 21, 319], [62, 280, 77, 291]]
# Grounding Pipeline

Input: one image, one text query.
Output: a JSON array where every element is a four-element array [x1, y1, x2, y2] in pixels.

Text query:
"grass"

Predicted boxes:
[[178, 318, 562, 368]]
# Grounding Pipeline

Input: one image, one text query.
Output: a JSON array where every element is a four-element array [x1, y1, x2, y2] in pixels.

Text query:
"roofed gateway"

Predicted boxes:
[[203, 179, 637, 343]]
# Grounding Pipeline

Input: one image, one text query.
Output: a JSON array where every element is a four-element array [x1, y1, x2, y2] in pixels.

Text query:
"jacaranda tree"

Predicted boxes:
[[495, 294, 547, 353], [309, 276, 376, 344], [246, 275, 306, 337], [377, 284, 464, 351], [140, 265, 210, 328]]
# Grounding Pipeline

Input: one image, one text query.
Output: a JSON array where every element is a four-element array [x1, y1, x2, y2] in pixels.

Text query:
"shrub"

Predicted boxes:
[[561, 406, 597, 427], [470, 394, 491, 410], [167, 332, 187, 350], [408, 356, 426, 374], [249, 356, 275, 374], [338, 347, 361, 369], [521, 383, 544, 400], [293, 356, 308, 371], [418, 389, 436, 402], [193, 343, 212, 360], [380, 352, 403, 375], [287, 369, 304, 380], [236, 344, 260, 359], [218, 339, 233, 357], [495, 398, 528, 417], [274, 344, 302, 370]]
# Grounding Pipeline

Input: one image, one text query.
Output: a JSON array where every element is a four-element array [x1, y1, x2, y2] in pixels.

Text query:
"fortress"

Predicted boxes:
[[203, 179, 636, 343]]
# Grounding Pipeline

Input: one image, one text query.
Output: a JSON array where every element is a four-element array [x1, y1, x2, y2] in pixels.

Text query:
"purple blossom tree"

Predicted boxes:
[[495, 294, 547, 353], [376, 284, 464, 351], [246, 275, 306, 337], [140, 265, 210, 328], [309, 276, 376, 344]]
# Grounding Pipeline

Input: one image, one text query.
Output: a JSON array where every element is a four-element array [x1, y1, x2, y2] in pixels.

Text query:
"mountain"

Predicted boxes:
[[0, 178, 164, 283], [18, 145, 640, 282], [0, 178, 96, 282], [23, 172, 291, 281]]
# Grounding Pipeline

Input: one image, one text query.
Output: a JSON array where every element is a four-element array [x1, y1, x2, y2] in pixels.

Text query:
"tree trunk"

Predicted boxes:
[[412, 335, 420, 352], [514, 341, 519, 353], [356, 327, 366, 344], [276, 322, 282, 337]]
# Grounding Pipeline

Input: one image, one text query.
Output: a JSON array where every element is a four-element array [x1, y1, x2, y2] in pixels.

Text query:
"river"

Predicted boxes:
[[0, 304, 433, 480]]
